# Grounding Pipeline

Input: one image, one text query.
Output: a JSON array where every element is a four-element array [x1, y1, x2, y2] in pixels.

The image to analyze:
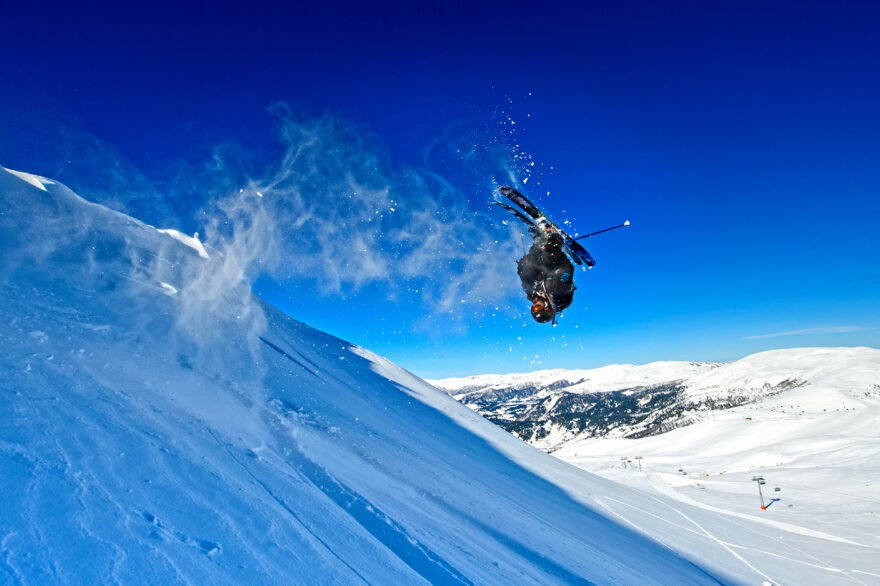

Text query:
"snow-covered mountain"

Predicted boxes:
[[2, 166, 878, 585], [553, 349, 880, 586], [431, 349, 880, 584], [428, 361, 719, 448], [429, 349, 878, 451]]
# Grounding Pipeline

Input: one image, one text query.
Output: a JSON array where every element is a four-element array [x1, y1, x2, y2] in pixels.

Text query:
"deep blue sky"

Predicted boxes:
[[3, 1, 879, 377]]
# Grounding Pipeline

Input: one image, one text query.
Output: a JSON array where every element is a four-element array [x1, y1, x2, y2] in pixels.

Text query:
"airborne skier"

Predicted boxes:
[[517, 219, 575, 324], [494, 185, 628, 325]]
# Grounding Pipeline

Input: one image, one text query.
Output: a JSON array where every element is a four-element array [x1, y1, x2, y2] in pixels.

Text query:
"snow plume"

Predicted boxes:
[[205, 105, 524, 328], [254, 107, 398, 293], [3, 104, 527, 345], [170, 188, 279, 371], [0, 167, 263, 389]]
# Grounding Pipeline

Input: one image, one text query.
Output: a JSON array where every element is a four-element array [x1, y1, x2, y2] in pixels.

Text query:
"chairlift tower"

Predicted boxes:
[[751, 476, 767, 509], [635, 456, 643, 471]]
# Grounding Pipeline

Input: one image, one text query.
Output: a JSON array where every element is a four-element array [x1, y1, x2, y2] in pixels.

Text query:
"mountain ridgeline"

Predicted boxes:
[[430, 360, 822, 451]]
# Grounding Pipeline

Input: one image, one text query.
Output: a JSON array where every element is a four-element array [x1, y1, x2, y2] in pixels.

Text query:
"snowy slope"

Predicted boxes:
[[0, 167, 735, 584], [682, 347, 878, 405], [434, 349, 880, 584], [555, 348, 880, 586]]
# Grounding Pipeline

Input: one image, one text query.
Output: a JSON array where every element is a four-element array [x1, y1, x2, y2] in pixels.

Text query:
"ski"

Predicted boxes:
[[497, 186, 596, 267], [493, 202, 585, 264], [494, 200, 583, 266], [491, 201, 538, 229]]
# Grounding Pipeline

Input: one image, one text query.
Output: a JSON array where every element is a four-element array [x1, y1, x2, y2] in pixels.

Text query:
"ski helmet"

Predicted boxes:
[[530, 296, 555, 323]]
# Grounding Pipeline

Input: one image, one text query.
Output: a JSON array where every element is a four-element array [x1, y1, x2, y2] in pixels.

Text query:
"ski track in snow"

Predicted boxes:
[[210, 418, 475, 586], [203, 428, 374, 585], [647, 494, 778, 585], [702, 504, 873, 585], [592, 494, 775, 584], [645, 474, 868, 547], [594, 490, 873, 585]]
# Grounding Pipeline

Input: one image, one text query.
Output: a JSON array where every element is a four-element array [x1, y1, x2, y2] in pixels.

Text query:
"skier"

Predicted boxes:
[[495, 185, 627, 324], [517, 219, 575, 324]]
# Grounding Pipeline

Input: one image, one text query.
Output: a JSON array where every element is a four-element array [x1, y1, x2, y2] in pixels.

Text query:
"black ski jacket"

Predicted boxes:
[[516, 232, 575, 312]]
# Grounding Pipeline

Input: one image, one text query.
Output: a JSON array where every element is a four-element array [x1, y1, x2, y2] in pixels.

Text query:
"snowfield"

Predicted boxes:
[[433, 348, 880, 585], [1, 165, 878, 585]]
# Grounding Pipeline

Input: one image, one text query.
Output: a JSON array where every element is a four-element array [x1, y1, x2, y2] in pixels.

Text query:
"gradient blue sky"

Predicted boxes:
[[3, 1, 879, 377]]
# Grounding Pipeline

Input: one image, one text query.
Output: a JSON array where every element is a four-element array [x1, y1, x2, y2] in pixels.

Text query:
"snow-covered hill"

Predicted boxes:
[[430, 361, 719, 449], [0, 167, 733, 584], [2, 166, 878, 585], [432, 349, 880, 584], [429, 350, 879, 451], [555, 349, 880, 584]]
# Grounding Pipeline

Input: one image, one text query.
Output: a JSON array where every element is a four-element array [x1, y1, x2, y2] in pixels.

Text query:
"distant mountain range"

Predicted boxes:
[[428, 347, 879, 452]]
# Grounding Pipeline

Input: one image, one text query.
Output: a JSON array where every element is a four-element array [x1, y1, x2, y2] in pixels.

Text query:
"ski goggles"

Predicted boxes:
[[531, 296, 553, 315]]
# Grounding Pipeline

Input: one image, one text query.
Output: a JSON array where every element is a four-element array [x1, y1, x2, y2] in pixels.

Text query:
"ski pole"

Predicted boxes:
[[572, 220, 630, 241]]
